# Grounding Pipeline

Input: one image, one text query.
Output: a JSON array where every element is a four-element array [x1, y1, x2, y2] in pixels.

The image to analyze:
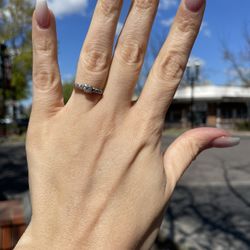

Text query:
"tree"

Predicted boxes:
[[223, 25, 250, 86], [62, 81, 74, 104], [0, 0, 33, 101]]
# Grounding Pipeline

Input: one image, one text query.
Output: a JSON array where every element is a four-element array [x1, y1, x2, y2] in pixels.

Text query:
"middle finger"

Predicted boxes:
[[103, 0, 159, 107]]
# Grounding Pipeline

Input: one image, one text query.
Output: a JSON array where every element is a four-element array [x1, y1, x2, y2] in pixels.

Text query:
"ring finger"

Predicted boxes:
[[70, 0, 123, 111]]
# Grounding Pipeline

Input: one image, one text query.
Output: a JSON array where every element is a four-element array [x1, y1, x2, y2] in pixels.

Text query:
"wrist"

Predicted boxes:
[[15, 221, 137, 250], [14, 225, 35, 250]]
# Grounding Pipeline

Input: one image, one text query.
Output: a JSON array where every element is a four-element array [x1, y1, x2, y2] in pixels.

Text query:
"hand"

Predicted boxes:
[[15, 0, 239, 249]]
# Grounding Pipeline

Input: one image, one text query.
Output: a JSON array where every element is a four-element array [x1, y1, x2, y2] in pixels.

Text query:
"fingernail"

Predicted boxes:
[[35, 0, 50, 29], [185, 0, 205, 12], [211, 136, 240, 148]]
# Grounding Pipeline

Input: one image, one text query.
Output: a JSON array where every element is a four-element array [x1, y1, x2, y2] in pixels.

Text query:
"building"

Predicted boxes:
[[166, 85, 250, 129]]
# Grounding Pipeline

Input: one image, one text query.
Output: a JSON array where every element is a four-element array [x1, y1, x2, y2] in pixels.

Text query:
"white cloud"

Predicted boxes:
[[187, 56, 206, 67], [159, 0, 178, 10], [47, 0, 89, 17], [203, 29, 211, 38], [200, 21, 208, 30], [62, 73, 75, 82], [200, 21, 212, 38], [161, 17, 174, 27], [116, 22, 123, 36]]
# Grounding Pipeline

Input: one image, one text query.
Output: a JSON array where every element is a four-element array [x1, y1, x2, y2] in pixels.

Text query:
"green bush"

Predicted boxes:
[[235, 121, 250, 131]]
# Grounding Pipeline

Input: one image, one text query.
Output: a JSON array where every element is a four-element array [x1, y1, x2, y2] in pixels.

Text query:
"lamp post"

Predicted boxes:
[[186, 61, 200, 128], [0, 43, 11, 136]]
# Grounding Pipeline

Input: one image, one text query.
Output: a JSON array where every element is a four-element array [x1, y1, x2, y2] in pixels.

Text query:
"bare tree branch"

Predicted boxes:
[[223, 25, 250, 86]]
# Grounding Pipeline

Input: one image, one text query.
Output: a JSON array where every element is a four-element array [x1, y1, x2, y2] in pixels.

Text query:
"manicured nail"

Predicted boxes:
[[35, 0, 50, 29], [185, 0, 205, 12], [211, 136, 240, 148]]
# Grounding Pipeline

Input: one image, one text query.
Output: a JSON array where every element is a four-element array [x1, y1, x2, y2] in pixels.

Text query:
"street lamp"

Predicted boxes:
[[0, 43, 12, 136], [186, 61, 200, 128]]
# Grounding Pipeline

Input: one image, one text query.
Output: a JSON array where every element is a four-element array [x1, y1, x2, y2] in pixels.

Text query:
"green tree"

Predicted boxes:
[[63, 81, 74, 104], [0, 0, 33, 100]]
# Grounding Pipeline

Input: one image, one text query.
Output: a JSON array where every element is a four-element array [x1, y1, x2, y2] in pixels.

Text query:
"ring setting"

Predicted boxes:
[[74, 83, 104, 95]]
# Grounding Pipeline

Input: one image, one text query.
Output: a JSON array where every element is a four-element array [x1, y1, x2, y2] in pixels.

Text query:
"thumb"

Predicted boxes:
[[163, 128, 240, 191], [32, 0, 63, 119]]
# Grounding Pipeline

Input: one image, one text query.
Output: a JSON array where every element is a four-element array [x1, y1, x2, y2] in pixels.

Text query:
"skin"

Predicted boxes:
[[15, 0, 237, 249]]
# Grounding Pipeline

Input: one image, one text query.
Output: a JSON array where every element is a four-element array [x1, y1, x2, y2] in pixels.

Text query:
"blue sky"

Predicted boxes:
[[48, 0, 250, 86]]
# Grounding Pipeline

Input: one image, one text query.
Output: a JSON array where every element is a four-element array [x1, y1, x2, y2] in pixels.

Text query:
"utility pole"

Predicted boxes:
[[186, 61, 200, 128]]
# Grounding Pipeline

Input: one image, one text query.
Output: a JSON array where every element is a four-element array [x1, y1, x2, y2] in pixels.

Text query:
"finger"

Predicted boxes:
[[32, 0, 63, 119], [104, 0, 159, 107], [71, 0, 123, 111], [163, 128, 240, 196], [137, 0, 205, 121]]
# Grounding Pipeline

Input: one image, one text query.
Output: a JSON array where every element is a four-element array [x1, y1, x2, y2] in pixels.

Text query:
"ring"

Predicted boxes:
[[74, 83, 104, 95]]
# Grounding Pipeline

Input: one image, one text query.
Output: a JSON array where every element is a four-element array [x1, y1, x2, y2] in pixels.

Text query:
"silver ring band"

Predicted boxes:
[[74, 83, 104, 95]]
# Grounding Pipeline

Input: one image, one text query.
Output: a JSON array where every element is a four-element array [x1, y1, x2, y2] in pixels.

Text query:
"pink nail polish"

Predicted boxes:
[[211, 136, 240, 148], [36, 0, 50, 29], [185, 0, 205, 12]]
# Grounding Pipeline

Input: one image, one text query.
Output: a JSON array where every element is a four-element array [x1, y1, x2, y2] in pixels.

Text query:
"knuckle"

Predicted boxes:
[[116, 38, 145, 68], [33, 68, 49, 86], [178, 20, 197, 35], [177, 132, 203, 162], [134, 0, 156, 10], [154, 52, 185, 83], [176, 13, 199, 35], [185, 138, 200, 161], [130, 110, 162, 144], [81, 43, 111, 72], [34, 38, 55, 57], [99, 0, 122, 17], [33, 65, 60, 91]]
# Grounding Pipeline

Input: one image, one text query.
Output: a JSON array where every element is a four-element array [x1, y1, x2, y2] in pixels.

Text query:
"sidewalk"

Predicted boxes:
[[163, 128, 250, 137], [229, 130, 250, 137]]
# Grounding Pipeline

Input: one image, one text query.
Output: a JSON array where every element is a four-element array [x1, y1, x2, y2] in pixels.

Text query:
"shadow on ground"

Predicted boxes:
[[0, 143, 28, 200], [1, 143, 250, 250], [155, 183, 250, 250]]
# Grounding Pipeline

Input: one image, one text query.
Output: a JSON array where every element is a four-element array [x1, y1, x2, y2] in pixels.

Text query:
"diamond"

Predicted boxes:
[[83, 84, 93, 93]]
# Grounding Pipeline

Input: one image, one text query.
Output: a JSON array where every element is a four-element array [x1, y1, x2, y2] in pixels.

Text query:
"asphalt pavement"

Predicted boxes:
[[0, 136, 250, 250], [159, 136, 250, 250]]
